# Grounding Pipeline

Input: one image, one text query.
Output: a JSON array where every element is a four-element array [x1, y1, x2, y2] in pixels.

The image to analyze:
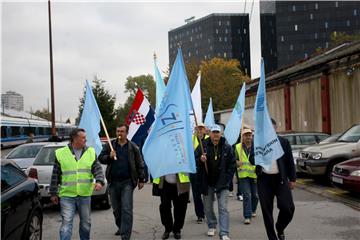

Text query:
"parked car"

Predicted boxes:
[[318, 133, 341, 144], [331, 157, 360, 193], [298, 124, 360, 182], [26, 142, 110, 209], [1, 160, 43, 240], [4, 142, 48, 171], [279, 132, 330, 151]]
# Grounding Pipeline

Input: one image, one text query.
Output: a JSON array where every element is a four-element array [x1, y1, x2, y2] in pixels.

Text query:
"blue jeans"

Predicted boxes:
[[239, 177, 258, 219], [109, 179, 134, 240], [203, 187, 229, 237], [60, 196, 91, 240]]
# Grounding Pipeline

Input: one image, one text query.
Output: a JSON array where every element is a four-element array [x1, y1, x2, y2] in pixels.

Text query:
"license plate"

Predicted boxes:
[[332, 176, 343, 184], [298, 161, 305, 166]]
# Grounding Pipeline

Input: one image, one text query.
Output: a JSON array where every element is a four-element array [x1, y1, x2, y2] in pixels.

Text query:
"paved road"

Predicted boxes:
[[42, 183, 360, 240]]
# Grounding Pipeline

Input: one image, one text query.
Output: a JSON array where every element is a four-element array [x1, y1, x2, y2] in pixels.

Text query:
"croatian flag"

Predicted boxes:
[[126, 88, 155, 146]]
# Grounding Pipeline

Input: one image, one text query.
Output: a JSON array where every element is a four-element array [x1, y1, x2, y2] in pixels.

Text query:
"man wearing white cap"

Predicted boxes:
[[195, 124, 236, 240]]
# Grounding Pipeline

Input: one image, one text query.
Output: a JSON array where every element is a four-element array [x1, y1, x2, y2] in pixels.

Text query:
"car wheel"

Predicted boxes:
[[24, 210, 42, 240], [99, 188, 111, 210]]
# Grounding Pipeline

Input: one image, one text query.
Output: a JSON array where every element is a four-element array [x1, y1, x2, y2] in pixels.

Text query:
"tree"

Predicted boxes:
[[115, 74, 156, 125], [32, 108, 51, 121], [77, 75, 117, 137], [330, 31, 360, 48], [185, 57, 250, 112]]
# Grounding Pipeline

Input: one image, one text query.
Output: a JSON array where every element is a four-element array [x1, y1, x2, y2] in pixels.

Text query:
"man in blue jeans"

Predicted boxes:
[[98, 124, 145, 240], [195, 125, 236, 240], [50, 128, 104, 240]]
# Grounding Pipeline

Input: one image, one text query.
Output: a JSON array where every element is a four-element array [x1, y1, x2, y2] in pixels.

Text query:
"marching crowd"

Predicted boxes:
[[49, 119, 296, 240]]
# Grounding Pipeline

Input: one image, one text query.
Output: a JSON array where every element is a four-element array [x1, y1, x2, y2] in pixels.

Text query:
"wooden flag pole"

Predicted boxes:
[[100, 115, 117, 160]]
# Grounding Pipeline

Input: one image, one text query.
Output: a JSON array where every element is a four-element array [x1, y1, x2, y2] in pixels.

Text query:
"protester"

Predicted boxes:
[[235, 128, 258, 224], [49, 128, 104, 240], [250, 119, 296, 240], [196, 124, 236, 240], [98, 124, 145, 240], [191, 122, 208, 224]]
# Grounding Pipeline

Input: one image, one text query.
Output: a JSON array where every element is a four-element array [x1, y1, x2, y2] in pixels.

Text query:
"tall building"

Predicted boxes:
[[1, 91, 24, 111], [260, 1, 360, 74], [168, 13, 251, 75]]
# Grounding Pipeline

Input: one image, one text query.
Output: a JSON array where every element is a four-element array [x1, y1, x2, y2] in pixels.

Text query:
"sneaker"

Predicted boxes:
[[252, 212, 257, 217], [196, 217, 204, 224], [228, 192, 234, 197], [207, 228, 216, 236], [173, 232, 181, 239], [237, 195, 243, 201], [221, 235, 231, 240], [244, 218, 251, 224], [162, 231, 170, 239]]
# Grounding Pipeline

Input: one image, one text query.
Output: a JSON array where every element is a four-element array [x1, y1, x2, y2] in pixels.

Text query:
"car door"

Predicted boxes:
[[1, 164, 32, 240]]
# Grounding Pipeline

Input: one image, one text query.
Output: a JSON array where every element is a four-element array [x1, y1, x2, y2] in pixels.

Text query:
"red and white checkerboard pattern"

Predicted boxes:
[[132, 112, 146, 125]]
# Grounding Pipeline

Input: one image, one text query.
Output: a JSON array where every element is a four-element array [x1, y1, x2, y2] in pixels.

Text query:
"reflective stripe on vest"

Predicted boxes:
[[192, 135, 209, 150], [153, 173, 190, 185], [235, 143, 256, 179], [55, 146, 96, 197]]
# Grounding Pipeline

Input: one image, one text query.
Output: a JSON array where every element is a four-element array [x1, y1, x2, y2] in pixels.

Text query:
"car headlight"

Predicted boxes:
[[310, 152, 322, 160], [350, 170, 360, 177]]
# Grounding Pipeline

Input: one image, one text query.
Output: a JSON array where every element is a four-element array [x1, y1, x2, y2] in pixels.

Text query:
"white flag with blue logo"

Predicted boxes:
[[143, 49, 196, 178], [254, 59, 284, 171], [224, 83, 246, 145], [154, 57, 166, 112], [204, 97, 215, 129]]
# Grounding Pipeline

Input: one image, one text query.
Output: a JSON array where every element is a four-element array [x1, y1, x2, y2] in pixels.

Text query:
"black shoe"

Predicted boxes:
[[173, 232, 181, 239], [277, 232, 285, 240], [196, 217, 204, 224], [162, 231, 170, 239], [114, 229, 120, 236]]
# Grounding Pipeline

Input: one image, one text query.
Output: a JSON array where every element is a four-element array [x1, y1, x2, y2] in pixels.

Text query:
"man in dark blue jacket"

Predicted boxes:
[[249, 119, 296, 240], [195, 125, 236, 240]]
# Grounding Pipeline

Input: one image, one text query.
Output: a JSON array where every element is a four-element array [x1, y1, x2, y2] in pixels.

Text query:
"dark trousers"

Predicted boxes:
[[257, 173, 295, 240], [190, 173, 205, 219], [160, 181, 189, 233], [109, 179, 134, 240]]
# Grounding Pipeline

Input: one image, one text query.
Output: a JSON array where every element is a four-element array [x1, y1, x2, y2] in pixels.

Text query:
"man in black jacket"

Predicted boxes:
[[98, 124, 145, 240], [250, 119, 296, 240], [195, 125, 236, 240]]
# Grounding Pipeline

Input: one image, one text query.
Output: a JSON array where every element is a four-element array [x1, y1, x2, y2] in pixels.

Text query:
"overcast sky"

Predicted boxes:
[[2, 0, 261, 122]]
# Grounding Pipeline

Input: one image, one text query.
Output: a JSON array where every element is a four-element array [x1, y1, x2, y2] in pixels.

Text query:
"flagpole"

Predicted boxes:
[[100, 116, 117, 160], [191, 70, 208, 174]]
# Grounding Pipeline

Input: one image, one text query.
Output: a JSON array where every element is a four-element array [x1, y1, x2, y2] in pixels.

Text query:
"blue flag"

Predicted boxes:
[[254, 59, 284, 170], [224, 83, 246, 145], [204, 97, 215, 129], [154, 57, 166, 112], [79, 80, 102, 156], [143, 49, 196, 178]]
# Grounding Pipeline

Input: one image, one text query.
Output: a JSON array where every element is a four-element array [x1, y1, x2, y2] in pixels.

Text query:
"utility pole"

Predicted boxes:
[[48, 0, 56, 136]]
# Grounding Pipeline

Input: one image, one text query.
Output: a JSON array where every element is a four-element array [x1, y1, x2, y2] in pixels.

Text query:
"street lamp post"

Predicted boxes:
[[48, 0, 56, 136]]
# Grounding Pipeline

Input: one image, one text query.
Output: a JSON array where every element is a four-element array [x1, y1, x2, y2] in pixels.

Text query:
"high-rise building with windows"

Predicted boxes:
[[168, 13, 251, 75], [261, 1, 360, 74], [1, 91, 24, 111]]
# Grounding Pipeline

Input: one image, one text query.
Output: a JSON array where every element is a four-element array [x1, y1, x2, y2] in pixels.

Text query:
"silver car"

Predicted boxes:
[[26, 142, 110, 209], [4, 142, 48, 171]]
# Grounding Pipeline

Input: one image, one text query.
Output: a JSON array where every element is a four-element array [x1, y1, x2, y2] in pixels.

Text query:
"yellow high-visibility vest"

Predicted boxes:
[[55, 146, 96, 197], [235, 143, 256, 179], [153, 172, 190, 184], [192, 134, 209, 150]]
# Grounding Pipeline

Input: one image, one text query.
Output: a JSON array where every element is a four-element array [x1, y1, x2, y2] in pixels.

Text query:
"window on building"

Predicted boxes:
[[314, 33, 318, 39], [188, 51, 191, 57], [315, 3, 318, 10], [170, 44, 172, 49], [224, 36, 227, 42], [305, 53, 308, 58], [224, 52, 227, 58], [281, 35, 284, 42], [210, 46, 213, 51], [244, 28, 247, 34], [205, 55, 207, 60], [195, 27, 198, 32], [219, 37, 222, 42], [294, 24, 298, 31], [218, 53, 221, 57], [225, 29, 228, 34], [190, 36, 192, 42], [354, 9, 358, 16], [187, 31, 189, 35], [346, 20, 351, 27], [325, 42, 329, 48], [292, 5, 296, 12], [216, 29, 219, 34], [335, 1, 338, 7], [196, 50, 199, 55], [199, 26, 201, 31], [325, 21, 328, 29], [227, 21, 230, 26], [208, 38, 211, 43], [238, 29, 241, 34], [174, 35, 177, 40], [290, 44, 294, 51], [310, 13, 313, 20]]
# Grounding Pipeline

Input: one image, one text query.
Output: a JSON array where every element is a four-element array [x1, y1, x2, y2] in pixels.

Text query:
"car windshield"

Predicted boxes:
[[337, 125, 360, 143], [7, 145, 44, 159], [33, 146, 61, 165], [320, 134, 340, 144]]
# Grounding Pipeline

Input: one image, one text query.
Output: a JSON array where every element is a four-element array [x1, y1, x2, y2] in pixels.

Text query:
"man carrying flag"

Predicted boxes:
[[250, 59, 296, 240]]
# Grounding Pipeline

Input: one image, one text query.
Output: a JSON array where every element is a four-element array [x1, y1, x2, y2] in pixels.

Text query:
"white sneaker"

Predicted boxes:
[[252, 212, 257, 217], [244, 218, 251, 224], [228, 192, 234, 197], [221, 235, 231, 240], [237, 195, 243, 201], [207, 228, 216, 236]]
